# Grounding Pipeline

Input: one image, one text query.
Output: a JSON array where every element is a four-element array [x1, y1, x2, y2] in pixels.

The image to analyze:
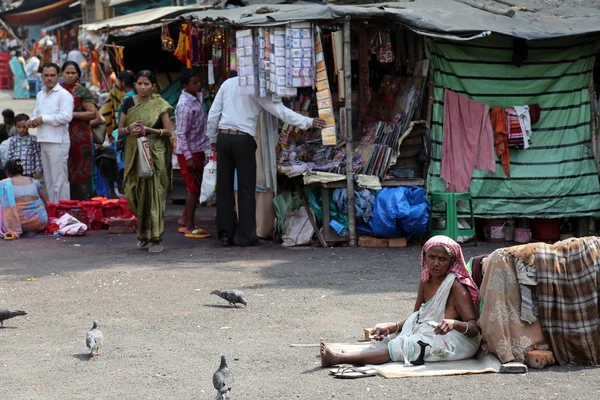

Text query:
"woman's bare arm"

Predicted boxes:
[[73, 102, 97, 121]]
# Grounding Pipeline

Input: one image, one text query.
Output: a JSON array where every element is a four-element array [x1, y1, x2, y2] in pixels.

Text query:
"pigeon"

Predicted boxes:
[[86, 320, 103, 356], [0, 308, 27, 327], [210, 290, 247, 308], [213, 355, 233, 400]]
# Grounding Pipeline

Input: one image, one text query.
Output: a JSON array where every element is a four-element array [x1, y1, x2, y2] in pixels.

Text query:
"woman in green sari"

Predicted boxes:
[[118, 70, 173, 253]]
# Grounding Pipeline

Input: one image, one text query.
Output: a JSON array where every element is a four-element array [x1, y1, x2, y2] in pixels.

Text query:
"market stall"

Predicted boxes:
[[177, 4, 432, 246]]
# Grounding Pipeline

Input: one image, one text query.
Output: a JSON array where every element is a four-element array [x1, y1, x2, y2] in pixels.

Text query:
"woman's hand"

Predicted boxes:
[[369, 323, 393, 341], [433, 319, 457, 335], [128, 121, 142, 137]]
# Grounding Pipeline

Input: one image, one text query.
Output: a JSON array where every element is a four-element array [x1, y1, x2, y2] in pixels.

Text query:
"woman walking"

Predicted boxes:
[[60, 61, 97, 200], [9, 51, 29, 99], [118, 70, 173, 253]]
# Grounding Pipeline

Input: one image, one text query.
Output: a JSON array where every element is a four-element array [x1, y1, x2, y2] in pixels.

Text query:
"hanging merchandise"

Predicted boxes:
[[370, 30, 394, 64], [174, 24, 189, 64], [235, 29, 257, 96], [314, 27, 336, 146], [270, 27, 288, 98], [285, 22, 313, 90], [161, 24, 175, 52], [208, 60, 215, 85], [258, 27, 270, 97]]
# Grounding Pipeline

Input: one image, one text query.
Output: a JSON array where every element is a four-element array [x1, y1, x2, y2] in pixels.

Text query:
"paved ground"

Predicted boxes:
[[1, 91, 600, 399]]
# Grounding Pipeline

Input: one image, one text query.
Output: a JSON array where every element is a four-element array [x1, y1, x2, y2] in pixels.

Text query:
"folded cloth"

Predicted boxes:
[[55, 213, 88, 236]]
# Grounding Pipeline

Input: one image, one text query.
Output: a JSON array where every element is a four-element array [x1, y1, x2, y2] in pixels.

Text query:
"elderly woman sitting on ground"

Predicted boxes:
[[320, 236, 481, 367]]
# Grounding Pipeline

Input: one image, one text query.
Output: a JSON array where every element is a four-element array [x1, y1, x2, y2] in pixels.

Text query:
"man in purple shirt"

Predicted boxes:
[[175, 68, 211, 238]]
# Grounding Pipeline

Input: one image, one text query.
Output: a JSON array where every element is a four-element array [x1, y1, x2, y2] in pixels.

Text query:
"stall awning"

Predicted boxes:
[[182, 0, 600, 40], [82, 4, 213, 32], [44, 17, 82, 32], [2, 0, 78, 26]]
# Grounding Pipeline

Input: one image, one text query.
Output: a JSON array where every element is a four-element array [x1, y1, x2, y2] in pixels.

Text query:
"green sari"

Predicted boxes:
[[123, 94, 173, 243]]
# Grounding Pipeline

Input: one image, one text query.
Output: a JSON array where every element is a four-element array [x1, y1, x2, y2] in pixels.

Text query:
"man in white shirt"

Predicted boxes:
[[207, 76, 326, 246], [27, 63, 74, 203], [24, 55, 41, 79]]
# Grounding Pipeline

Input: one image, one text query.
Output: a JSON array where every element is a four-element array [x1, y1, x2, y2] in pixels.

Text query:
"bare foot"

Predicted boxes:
[[320, 339, 340, 367]]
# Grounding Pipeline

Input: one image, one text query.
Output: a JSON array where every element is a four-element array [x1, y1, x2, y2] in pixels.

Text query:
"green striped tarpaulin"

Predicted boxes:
[[426, 36, 600, 218]]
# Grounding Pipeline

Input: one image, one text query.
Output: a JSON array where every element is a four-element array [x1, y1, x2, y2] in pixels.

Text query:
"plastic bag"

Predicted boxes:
[[137, 137, 153, 178], [281, 206, 314, 247], [429, 334, 456, 360], [200, 159, 217, 204]]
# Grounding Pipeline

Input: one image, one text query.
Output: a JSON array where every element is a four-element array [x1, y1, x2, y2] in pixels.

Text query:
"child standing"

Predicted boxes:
[[7, 113, 42, 178]]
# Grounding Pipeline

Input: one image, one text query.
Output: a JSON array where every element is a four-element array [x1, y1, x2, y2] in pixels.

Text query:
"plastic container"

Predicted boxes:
[[59, 200, 79, 206], [80, 200, 103, 229], [514, 228, 532, 243], [71, 206, 81, 220], [119, 198, 133, 218], [102, 203, 121, 218], [532, 218, 560, 242], [55, 204, 71, 218], [485, 219, 506, 243], [47, 203, 57, 219]]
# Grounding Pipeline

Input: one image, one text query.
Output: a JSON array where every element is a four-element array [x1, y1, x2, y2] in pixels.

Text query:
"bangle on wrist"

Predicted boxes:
[[159, 129, 163, 137], [126, 125, 131, 134], [395, 321, 400, 333], [462, 322, 469, 335]]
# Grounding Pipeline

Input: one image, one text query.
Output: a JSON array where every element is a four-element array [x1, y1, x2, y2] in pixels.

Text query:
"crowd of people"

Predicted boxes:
[[0, 49, 331, 253]]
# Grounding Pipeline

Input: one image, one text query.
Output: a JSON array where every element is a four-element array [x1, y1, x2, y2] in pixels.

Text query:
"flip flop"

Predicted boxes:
[[178, 226, 198, 233], [331, 366, 378, 379], [185, 228, 212, 239], [137, 240, 150, 248], [148, 243, 163, 253], [3, 233, 16, 241]]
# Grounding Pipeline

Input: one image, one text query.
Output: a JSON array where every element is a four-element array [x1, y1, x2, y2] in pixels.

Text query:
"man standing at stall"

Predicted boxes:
[[207, 76, 327, 247], [28, 63, 73, 203], [175, 68, 212, 239]]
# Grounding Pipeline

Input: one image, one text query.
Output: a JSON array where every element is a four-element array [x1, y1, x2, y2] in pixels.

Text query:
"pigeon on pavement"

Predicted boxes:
[[210, 290, 247, 308], [86, 320, 103, 356], [213, 355, 233, 400], [0, 308, 27, 327]]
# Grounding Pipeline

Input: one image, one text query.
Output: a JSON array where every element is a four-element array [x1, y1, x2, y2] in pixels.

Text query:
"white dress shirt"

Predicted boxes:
[[25, 57, 40, 79], [33, 84, 74, 144], [207, 77, 313, 144]]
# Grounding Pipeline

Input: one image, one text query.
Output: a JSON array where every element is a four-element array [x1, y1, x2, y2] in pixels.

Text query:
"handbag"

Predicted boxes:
[[92, 121, 107, 145], [137, 137, 154, 178]]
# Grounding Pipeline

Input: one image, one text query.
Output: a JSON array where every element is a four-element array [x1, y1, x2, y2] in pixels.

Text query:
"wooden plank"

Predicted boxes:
[[297, 180, 328, 248], [455, 0, 516, 17]]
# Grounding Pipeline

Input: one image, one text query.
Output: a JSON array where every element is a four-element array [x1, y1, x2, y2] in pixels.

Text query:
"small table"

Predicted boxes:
[[306, 178, 425, 243]]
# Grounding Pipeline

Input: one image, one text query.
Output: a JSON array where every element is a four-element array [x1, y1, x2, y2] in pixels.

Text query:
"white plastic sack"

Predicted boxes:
[[281, 206, 314, 247], [200, 159, 217, 204]]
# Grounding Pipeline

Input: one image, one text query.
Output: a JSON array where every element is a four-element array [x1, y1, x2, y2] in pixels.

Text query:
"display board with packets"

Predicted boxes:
[[314, 28, 336, 146]]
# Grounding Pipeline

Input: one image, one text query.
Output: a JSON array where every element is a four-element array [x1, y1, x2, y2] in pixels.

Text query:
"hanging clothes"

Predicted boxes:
[[505, 108, 526, 149], [491, 106, 510, 178], [441, 90, 496, 193], [514, 105, 532, 149]]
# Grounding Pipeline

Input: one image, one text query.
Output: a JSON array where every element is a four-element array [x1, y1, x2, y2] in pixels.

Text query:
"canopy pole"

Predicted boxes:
[[343, 16, 357, 247]]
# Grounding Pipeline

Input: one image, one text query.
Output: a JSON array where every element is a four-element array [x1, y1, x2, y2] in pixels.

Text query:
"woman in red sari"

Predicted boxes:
[[61, 61, 98, 200]]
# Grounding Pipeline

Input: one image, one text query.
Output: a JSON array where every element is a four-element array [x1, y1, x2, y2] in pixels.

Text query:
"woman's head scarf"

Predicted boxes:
[[421, 235, 479, 305]]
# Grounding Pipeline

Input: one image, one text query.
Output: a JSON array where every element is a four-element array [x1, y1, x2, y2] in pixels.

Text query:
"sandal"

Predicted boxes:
[[184, 228, 212, 239], [148, 243, 163, 253], [3, 233, 16, 240], [178, 226, 198, 233], [137, 240, 150, 248], [331, 365, 378, 379]]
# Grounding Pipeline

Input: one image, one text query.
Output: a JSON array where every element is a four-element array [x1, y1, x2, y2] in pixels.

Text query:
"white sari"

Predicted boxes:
[[387, 273, 481, 364]]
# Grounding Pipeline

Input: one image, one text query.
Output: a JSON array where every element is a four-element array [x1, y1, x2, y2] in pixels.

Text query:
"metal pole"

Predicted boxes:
[[343, 16, 357, 247]]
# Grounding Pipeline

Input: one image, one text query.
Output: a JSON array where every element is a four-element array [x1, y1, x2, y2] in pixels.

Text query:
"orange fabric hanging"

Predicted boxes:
[[491, 106, 510, 179]]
